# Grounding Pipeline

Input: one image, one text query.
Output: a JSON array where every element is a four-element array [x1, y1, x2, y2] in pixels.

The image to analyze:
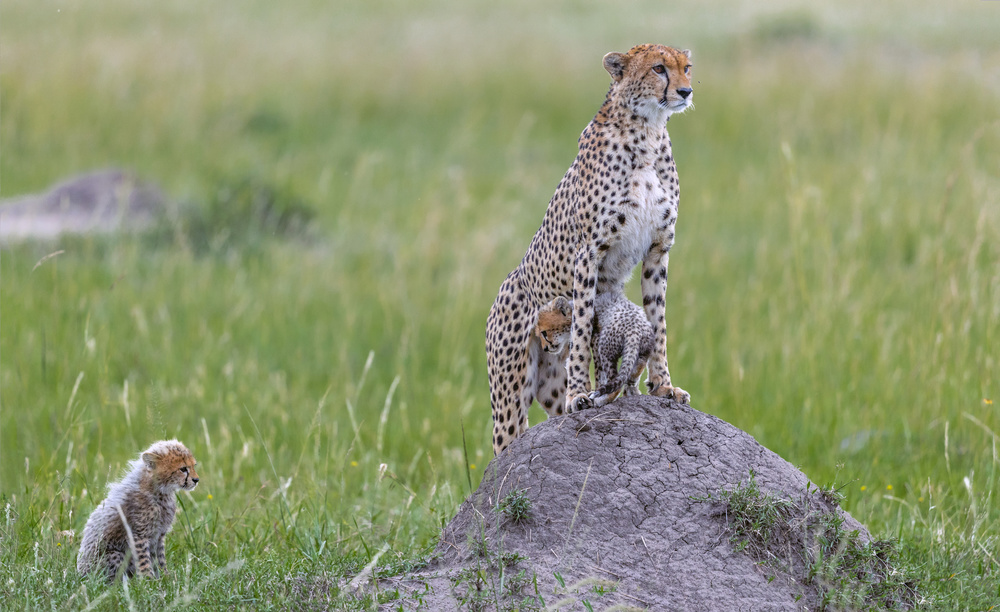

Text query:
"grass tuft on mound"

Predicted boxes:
[[697, 470, 919, 610]]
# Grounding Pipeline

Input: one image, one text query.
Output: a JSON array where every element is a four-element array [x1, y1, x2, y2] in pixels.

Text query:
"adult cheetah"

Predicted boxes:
[[487, 44, 694, 455]]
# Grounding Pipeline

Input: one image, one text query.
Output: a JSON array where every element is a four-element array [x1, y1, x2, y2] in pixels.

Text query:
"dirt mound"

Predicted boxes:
[[377, 396, 913, 611], [0, 169, 166, 241]]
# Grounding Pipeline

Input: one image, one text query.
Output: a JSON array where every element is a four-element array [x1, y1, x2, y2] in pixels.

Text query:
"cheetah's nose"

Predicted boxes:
[[191, 478, 199, 484], [677, 87, 693, 99]]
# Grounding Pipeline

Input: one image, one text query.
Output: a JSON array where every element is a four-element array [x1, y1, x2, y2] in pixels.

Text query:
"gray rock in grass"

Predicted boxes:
[[0, 169, 166, 241]]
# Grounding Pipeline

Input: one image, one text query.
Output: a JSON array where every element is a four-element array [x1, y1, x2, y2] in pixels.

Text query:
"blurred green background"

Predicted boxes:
[[1, 0, 998, 608]]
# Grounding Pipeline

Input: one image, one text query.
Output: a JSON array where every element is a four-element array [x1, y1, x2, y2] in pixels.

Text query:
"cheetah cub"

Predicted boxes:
[[535, 295, 574, 357], [536, 294, 654, 407], [77, 440, 199, 581]]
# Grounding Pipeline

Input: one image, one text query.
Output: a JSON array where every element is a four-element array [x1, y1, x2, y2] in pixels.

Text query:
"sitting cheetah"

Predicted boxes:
[[486, 43, 694, 454], [78, 440, 199, 581], [536, 294, 654, 407]]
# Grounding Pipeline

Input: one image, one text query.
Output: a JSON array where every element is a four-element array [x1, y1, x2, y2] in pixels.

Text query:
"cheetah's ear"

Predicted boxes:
[[141, 452, 159, 469], [554, 296, 572, 317], [603, 52, 626, 82], [682, 49, 692, 59]]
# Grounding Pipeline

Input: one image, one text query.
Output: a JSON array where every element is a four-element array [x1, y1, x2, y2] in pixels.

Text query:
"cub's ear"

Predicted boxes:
[[682, 48, 692, 59], [603, 52, 626, 82], [554, 296, 573, 317], [141, 452, 159, 468]]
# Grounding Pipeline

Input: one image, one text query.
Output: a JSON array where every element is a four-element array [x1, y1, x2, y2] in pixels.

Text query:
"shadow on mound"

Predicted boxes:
[[377, 396, 915, 611]]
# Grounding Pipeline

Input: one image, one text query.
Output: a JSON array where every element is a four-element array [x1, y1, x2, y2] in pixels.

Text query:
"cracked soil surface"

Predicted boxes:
[[379, 396, 874, 611]]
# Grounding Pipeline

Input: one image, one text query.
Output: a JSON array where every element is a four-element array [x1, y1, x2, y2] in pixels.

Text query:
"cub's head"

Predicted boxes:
[[536, 297, 573, 355], [603, 44, 693, 122], [141, 439, 199, 493]]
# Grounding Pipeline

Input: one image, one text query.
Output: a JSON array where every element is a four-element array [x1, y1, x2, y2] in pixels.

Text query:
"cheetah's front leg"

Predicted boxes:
[[154, 532, 167, 575], [133, 538, 157, 578], [566, 246, 598, 412], [641, 244, 690, 404]]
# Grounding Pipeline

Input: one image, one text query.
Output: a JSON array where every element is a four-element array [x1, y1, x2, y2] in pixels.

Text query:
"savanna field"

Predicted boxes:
[[1, 0, 998, 609]]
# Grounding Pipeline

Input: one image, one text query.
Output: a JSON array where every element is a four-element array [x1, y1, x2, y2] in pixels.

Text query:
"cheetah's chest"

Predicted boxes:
[[598, 165, 672, 291]]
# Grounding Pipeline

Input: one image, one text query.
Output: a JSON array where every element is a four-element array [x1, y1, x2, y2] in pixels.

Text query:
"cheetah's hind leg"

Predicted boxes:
[[486, 275, 536, 454], [104, 550, 135, 583], [622, 356, 647, 397]]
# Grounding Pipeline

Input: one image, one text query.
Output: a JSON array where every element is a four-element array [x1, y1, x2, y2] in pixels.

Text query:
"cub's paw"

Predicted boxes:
[[566, 393, 594, 413], [588, 389, 617, 408], [622, 385, 641, 398]]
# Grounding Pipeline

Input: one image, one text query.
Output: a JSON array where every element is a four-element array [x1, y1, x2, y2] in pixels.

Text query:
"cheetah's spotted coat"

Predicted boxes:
[[487, 44, 694, 454], [536, 293, 655, 408], [77, 440, 199, 581]]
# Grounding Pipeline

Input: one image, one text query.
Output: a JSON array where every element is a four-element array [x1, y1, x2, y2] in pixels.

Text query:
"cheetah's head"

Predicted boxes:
[[603, 44, 693, 124], [142, 439, 200, 493], [536, 296, 572, 356]]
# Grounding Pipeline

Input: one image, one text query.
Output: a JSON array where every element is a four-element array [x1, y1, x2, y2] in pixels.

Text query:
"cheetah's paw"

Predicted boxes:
[[587, 389, 617, 408], [667, 385, 691, 404], [566, 393, 594, 413], [648, 382, 691, 405]]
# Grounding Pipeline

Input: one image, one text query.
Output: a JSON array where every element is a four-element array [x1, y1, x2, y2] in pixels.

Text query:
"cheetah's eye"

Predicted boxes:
[[684, 65, 691, 75], [541, 331, 549, 340], [652, 65, 666, 75], [180, 466, 189, 473]]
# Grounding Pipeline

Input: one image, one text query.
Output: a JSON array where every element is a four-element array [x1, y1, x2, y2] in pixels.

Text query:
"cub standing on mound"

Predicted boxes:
[[536, 294, 654, 408], [486, 44, 694, 454], [78, 440, 199, 581]]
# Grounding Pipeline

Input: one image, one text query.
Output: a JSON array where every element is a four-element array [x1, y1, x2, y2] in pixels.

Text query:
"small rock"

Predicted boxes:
[[0, 169, 167, 242]]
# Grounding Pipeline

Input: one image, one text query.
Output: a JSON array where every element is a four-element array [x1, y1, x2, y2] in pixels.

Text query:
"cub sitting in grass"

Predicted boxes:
[[536, 294, 654, 407], [77, 440, 199, 581]]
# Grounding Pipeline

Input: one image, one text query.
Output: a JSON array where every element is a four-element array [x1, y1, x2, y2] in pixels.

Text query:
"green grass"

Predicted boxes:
[[2, 0, 998, 609], [696, 470, 918, 608]]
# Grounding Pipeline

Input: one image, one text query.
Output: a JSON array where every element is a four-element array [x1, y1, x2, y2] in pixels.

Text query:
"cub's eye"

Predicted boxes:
[[541, 331, 549, 340], [652, 65, 666, 75], [684, 65, 691, 75], [180, 466, 189, 473]]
